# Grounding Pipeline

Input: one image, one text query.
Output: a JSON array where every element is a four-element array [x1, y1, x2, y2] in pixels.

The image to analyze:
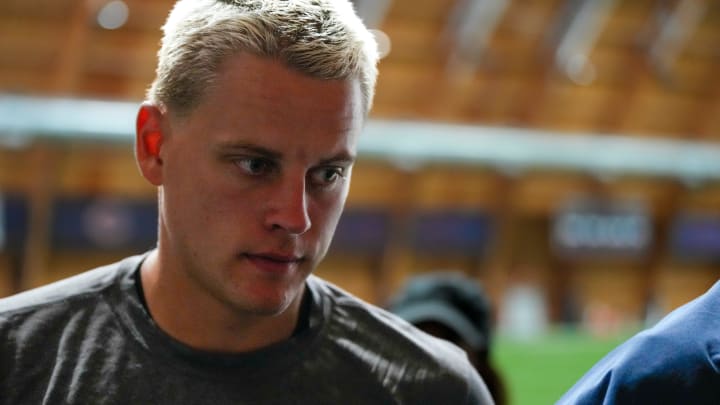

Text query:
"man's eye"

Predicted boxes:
[[309, 167, 345, 187], [234, 157, 274, 175]]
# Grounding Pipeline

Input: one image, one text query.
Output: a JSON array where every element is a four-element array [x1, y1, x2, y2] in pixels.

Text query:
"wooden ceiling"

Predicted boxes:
[[1, 0, 718, 140]]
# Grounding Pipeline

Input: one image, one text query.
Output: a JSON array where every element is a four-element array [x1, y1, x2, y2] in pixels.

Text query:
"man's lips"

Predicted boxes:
[[243, 253, 304, 273]]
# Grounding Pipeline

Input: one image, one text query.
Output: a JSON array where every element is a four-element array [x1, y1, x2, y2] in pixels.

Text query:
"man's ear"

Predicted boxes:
[[135, 103, 166, 186]]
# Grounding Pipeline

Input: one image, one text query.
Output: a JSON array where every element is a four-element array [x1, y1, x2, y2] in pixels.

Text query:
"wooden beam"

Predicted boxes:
[[52, 0, 92, 93], [20, 144, 61, 290]]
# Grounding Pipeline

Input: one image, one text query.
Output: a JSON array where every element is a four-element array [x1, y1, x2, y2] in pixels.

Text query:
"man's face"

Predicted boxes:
[[155, 53, 364, 317]]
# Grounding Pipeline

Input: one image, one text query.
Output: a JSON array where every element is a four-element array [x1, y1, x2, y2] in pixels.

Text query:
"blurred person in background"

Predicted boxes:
[[389, 273, 507, 405], [558, 281, 720, 404], [0, 1, 492, 404]]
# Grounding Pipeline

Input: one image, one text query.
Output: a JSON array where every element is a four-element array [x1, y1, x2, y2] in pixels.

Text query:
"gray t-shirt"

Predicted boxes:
[[0, 254, 493, 404]]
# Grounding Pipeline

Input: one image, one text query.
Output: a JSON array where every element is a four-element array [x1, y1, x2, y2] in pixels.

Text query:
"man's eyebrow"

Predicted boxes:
[[213, 141, 355, 165], [319, 151, 356, 166], [213, 142, 281, 160]]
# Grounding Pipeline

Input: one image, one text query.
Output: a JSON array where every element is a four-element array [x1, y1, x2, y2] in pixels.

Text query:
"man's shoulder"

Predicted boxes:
[[558, 281, 720, 404], [624, 280, 720, 371], [308, 275, 469, 363], [307, 276, 491, 403], [0, 254, 146, 404], [0, 254, 142, 321]]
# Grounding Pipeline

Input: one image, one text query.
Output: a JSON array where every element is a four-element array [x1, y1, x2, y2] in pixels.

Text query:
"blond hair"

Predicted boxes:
[[147, 0, 379, 116]]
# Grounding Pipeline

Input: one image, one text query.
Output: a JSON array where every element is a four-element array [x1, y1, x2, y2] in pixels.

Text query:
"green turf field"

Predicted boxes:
[[492, 329, 636, 405]]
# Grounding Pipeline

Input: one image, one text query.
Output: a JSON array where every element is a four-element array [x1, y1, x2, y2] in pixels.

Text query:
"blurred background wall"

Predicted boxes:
[[1, 0, 719, 403]]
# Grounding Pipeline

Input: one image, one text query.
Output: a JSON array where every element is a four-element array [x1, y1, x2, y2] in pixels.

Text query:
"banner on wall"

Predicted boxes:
[[51, 197, 157, 251], [0, 194, 28, 253], [551, 197, 652, 261], [331, 209, 391, 255], [408, 211, 494, 256], [0, 195, 4, 250], [669, 213, 720, 262]]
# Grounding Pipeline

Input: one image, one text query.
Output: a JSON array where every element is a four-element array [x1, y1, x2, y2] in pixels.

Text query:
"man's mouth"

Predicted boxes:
[[242, 252, 304, 273]]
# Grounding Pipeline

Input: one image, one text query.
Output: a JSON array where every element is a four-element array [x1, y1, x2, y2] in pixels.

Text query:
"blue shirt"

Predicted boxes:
[[558, 281, 720, 404]]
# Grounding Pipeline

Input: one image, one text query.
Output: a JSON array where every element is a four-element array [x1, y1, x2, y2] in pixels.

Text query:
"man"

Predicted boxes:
[[558, 282, 720, 404], [0, 1, 493, 404]]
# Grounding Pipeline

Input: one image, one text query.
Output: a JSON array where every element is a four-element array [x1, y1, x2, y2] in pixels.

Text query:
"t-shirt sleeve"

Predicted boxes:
[[463, 363, 495, 405]]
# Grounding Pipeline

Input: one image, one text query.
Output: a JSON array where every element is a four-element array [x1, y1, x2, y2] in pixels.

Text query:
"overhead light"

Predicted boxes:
[[445, 0, 509, 72], [565, 53, 597, 86], [649, 0, 707, 76], [554, 0, 616, 85], [97, 0, 129, 30], [370, 29, 391, 59], [352, 0, 393, 28]]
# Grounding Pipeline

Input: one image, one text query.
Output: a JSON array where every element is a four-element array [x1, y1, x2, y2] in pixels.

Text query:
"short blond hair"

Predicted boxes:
[[148, 0, 379, 116]]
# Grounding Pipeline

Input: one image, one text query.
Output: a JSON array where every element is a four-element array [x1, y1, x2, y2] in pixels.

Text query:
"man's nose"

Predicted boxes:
[[265, 177, 311, 235]]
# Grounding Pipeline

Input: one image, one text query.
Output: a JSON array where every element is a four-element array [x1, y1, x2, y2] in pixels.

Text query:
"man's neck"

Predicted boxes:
[[138, 250, 302, 353]]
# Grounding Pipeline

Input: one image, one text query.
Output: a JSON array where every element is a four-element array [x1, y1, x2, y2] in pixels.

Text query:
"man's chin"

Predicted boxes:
[[226, 289, 298, 318], [222, 269, 309, 317]]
